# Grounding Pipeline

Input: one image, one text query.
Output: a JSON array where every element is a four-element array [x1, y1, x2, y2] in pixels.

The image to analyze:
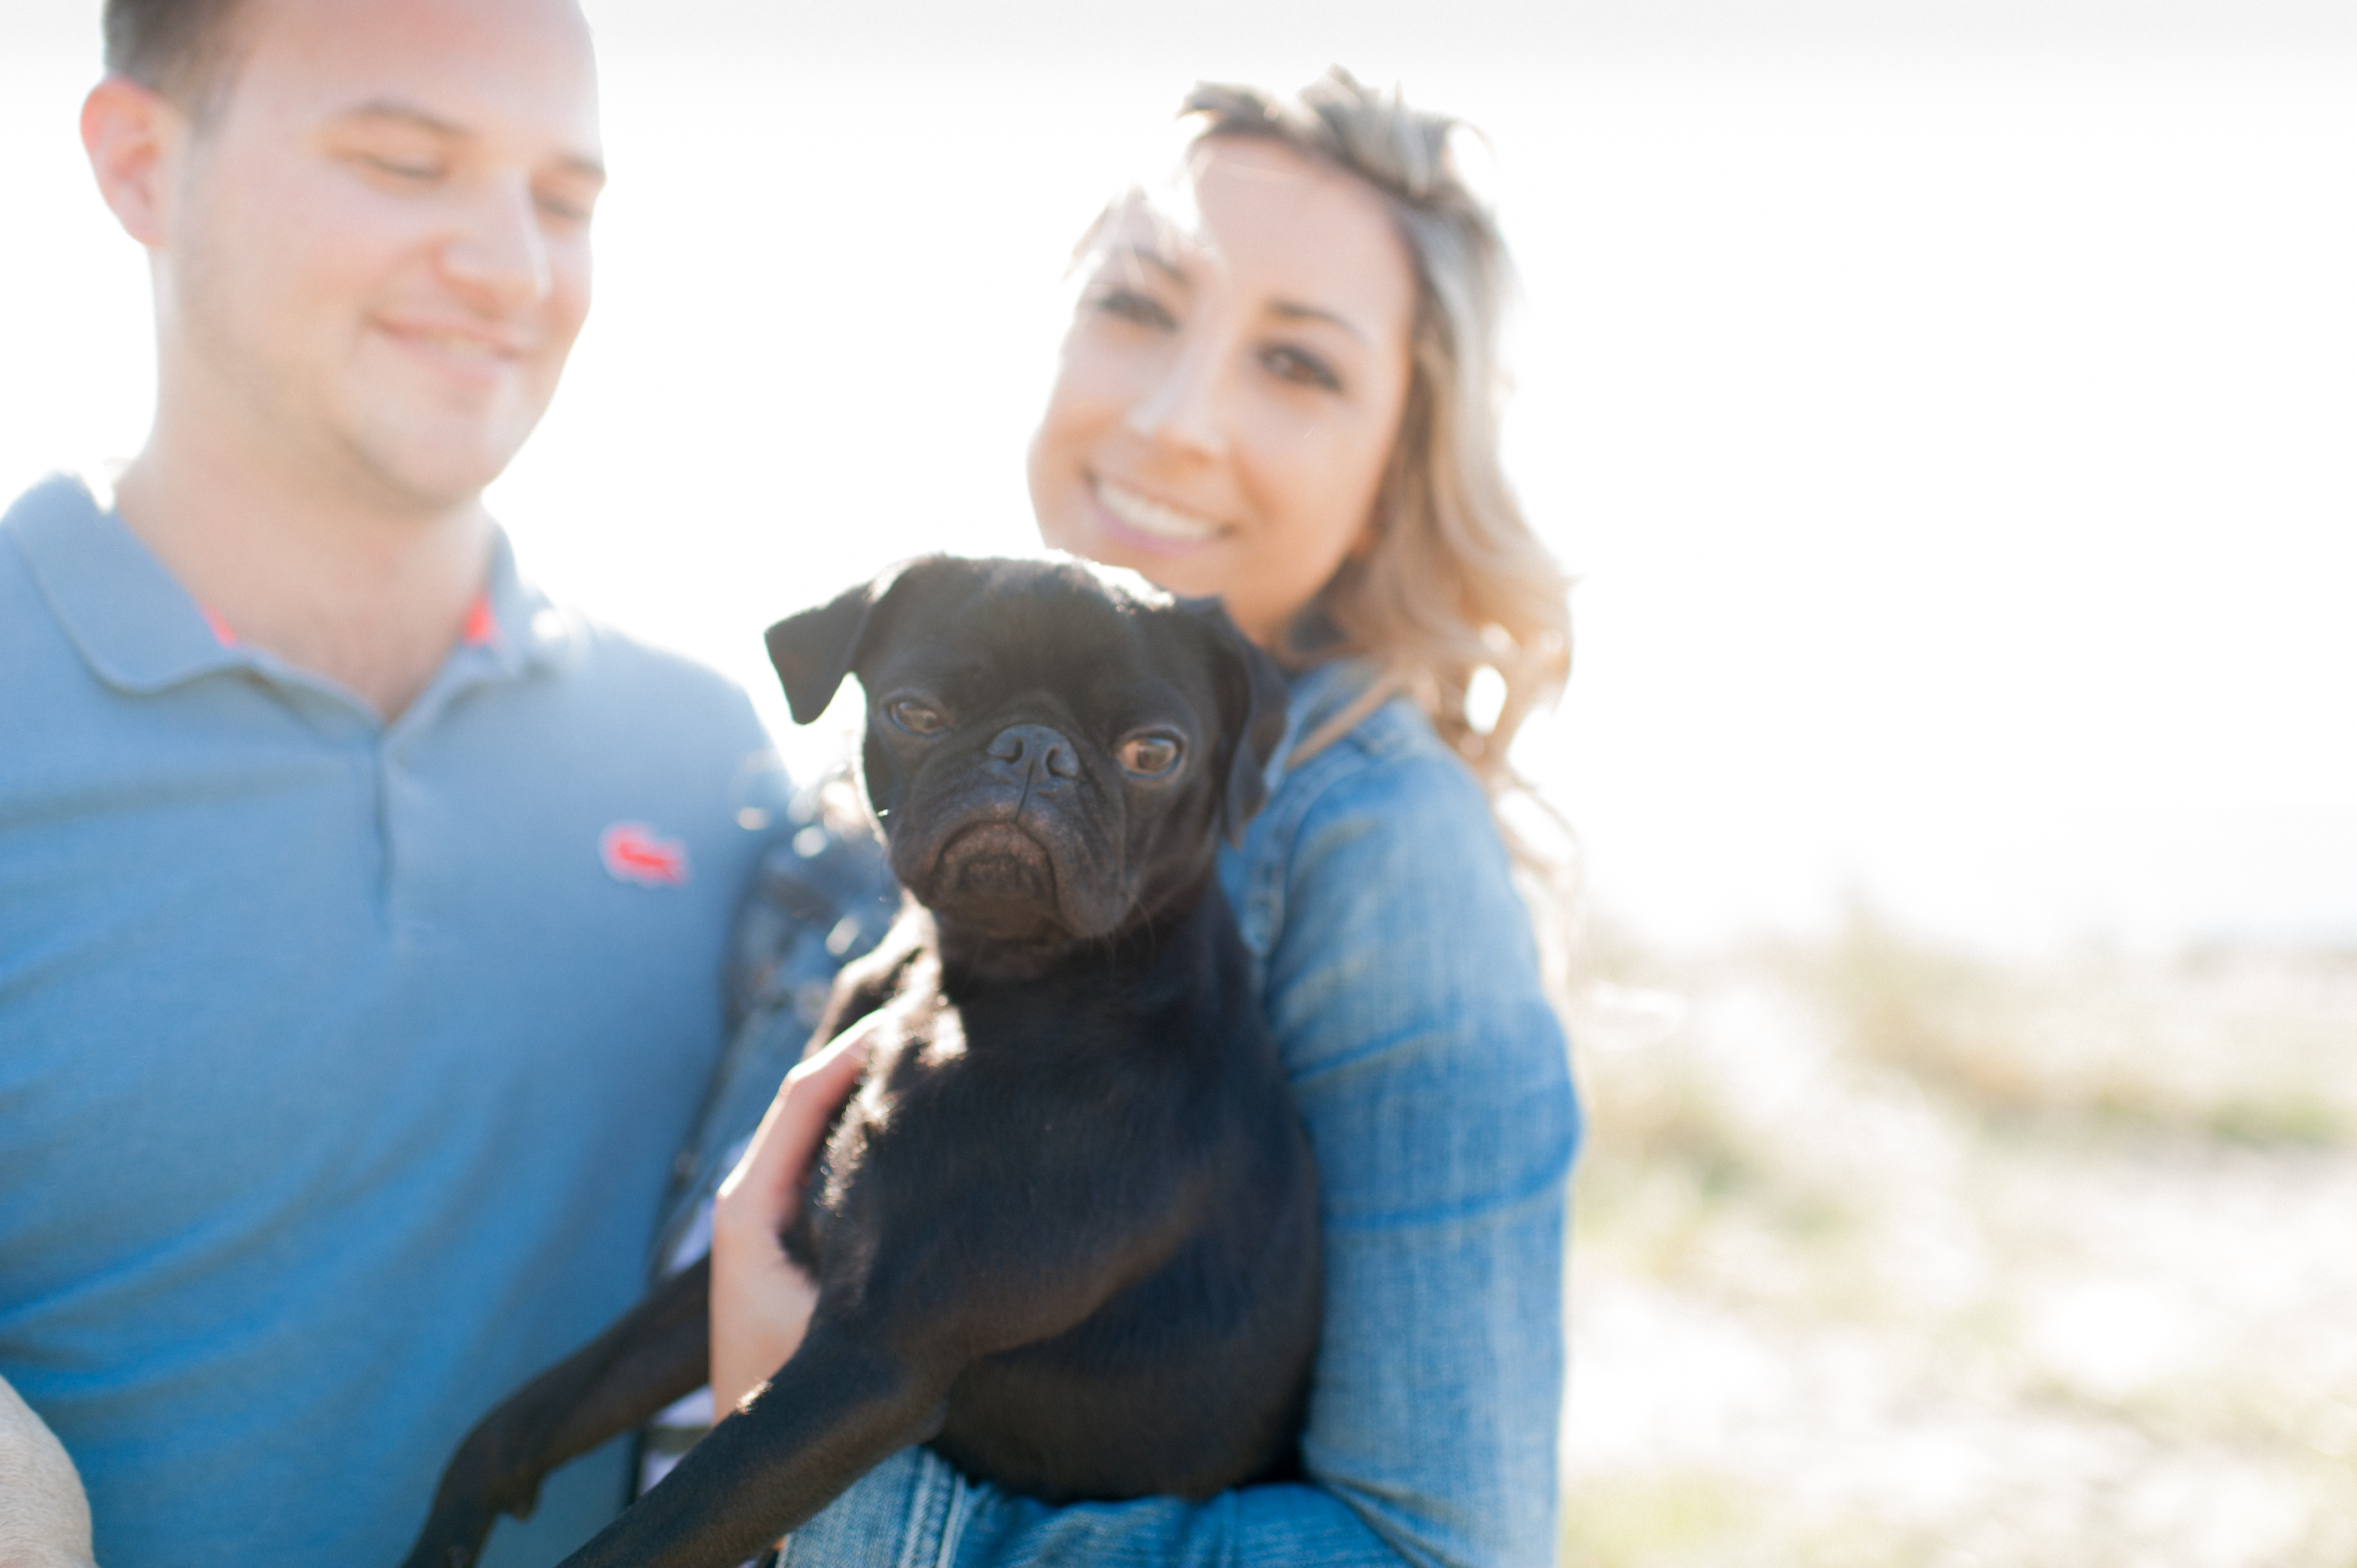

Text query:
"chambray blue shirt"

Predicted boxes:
[[668, 660, 1581, 1568], [0, 475, 783, 1567]]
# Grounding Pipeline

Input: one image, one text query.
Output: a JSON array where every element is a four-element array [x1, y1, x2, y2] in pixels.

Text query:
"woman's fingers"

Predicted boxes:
[[708, 1017, 878, 1415], [715, 1017, 876, 1225]]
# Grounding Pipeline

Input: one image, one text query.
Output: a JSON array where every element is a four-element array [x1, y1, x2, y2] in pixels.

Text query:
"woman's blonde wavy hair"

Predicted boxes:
[[1176, 69, 1572, 795]]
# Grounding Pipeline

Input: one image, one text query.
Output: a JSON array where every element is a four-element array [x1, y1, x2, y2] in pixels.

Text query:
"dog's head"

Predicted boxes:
[[765, 557, 1290, 962]]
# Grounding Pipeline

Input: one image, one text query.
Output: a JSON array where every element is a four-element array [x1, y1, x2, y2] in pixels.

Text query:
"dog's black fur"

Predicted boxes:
[[399, 558, 1319, 1568]]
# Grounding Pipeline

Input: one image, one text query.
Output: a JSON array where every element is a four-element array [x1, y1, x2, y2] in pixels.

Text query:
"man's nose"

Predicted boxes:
[[986, 724, 1082, 784], [1123, 336, 1229, 459], [442, 174, 553, 308]]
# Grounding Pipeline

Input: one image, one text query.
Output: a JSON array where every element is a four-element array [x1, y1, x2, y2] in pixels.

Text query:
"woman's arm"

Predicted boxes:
[[0, 1374, 96, 1568], [768, 741, 1579, 1568]]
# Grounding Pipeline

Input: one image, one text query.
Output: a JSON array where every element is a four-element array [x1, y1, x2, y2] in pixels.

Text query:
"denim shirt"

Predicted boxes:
[[657, 659, 1581, 1568]]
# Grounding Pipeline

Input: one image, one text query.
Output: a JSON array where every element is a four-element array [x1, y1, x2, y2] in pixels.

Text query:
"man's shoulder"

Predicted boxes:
[[0, 472, 138, 706], [465, 529, 773, 762], [1, 469, 102, 533], [2, 470, 110, 595], [488, 605, 780, 813], [553, 605, 753, 713]]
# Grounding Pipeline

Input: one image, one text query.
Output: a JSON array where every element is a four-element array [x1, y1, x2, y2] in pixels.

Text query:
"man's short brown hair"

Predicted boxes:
[[104, 0, 251, 114]]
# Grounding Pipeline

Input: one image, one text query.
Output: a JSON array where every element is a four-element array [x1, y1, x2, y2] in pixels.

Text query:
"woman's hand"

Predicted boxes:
[[708, 1021, 876, 1417]]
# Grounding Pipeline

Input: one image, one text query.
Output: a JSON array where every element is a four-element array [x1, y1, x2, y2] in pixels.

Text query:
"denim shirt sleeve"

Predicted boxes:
[[779, 683, 1582, 1568]]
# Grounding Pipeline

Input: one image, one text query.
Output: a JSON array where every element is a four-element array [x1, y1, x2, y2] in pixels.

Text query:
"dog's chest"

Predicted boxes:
[[787, 961, 1177, 1273]]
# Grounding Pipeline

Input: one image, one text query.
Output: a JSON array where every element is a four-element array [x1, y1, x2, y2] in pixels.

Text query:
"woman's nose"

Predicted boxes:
[[1123, 336, 1229, 459]]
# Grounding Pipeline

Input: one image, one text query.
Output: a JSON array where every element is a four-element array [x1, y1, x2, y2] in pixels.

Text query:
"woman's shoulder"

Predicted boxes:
[[1228, 663, 1579, 1200], [1221, 659, 1527, 964], [1258, 661, 1499, 858]]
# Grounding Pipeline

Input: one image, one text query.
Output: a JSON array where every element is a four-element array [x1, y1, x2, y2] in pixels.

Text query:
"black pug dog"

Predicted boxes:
[[400, 556, 1321, 1568]]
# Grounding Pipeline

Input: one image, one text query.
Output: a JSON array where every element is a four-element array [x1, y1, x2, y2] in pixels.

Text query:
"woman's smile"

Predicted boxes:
[[1088, 474, 1229, 551]]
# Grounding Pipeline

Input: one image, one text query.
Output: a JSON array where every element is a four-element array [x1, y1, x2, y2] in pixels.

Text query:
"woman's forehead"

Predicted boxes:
[[1093, 142, 1413, 326]]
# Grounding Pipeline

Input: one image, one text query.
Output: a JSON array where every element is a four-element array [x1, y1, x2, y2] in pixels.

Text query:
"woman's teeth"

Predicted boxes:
[[1095, 478, 1222, 543]]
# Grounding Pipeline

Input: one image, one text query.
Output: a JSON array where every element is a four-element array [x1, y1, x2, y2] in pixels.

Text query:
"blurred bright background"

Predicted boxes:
[[9, 0, 2355, 952], [6, 1, 2354, 1561]]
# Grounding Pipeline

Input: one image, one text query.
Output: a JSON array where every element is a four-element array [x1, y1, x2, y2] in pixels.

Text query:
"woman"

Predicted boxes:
[[694, 70, 1579, 1568]]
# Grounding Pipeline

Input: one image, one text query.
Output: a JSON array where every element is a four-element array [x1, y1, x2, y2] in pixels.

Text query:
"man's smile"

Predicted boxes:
[[372, 316, 531, 379]]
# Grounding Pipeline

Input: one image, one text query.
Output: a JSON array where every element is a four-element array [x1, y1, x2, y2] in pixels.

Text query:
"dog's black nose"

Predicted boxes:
[[986, 724, 1081, 782]]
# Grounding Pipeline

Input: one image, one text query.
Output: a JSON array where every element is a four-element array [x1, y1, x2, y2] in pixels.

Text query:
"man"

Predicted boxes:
[[0, 1, 785, 1561]]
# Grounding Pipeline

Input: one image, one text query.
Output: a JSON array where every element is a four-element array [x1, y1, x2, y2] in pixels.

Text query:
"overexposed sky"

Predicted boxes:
[[5, 0, 2353, 948]]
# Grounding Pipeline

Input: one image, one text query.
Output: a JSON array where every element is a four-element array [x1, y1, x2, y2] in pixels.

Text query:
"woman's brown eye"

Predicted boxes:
[[889, 699, 948, 736], [1118, 734, 1182, 776], [1262, 343, 1341, 391]]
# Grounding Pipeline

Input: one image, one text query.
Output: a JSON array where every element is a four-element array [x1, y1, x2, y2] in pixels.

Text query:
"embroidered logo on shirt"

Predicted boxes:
[[601, 822, 691, 888]]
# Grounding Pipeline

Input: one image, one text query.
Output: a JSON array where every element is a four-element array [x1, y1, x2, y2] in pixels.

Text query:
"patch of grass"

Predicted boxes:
[[1586, 1059, 1766, 1200], [1571, 997, 1859, 1247], [1776, 904, 2357, 1148], [1561, 1471, 1757, 1567], [1562, 915, 2357, 1568], [2207, 1091, 2348, 1149]]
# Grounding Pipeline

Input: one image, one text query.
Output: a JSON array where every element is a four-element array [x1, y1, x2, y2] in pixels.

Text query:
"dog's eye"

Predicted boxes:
[[888, 699, 949, 736], [1117, 733, 1183, 776]]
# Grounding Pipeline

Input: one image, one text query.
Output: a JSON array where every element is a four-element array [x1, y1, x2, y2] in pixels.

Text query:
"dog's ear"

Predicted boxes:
[[765, 561, 922, 725], [1182, 597, 1292, 847]]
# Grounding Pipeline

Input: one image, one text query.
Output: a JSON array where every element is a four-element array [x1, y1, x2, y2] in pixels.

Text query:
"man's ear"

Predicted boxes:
[[81, 75, 180, 250], [764, 560, 924, 725], [1183, 599, 1292, 847]]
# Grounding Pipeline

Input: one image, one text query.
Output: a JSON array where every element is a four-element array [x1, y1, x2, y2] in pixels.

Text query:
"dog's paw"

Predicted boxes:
[[397, 1489, 512, 1568]]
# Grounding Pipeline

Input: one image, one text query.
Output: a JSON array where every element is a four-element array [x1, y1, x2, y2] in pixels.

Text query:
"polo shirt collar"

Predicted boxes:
[[459, 528, 580, 682], [7, 470, 577, 700], [8, 472, 243, 695]]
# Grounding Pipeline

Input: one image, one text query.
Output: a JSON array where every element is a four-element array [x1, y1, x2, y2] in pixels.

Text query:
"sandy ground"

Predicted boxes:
[[1559, 922, 2357, 1566]]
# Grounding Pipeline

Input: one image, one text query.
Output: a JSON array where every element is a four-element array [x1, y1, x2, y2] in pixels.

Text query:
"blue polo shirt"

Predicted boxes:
[[0, 474, 784, 1566]]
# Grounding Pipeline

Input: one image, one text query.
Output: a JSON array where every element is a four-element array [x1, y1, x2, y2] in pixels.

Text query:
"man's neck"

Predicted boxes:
[[112, 420, 496, 724]]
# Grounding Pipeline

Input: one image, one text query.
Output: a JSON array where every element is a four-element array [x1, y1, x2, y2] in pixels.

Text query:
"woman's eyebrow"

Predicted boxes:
[[1269, 300, 1368, 344], [1105, 243, 1189, 285]]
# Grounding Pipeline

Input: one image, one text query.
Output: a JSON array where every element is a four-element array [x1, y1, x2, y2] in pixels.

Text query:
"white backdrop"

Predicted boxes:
[[6, 0, 2353, 949]]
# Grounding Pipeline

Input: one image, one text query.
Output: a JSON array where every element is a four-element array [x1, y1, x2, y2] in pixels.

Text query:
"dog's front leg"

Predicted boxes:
[[554, 1319, 955, 1568], [401, 1259, 714, 1568]]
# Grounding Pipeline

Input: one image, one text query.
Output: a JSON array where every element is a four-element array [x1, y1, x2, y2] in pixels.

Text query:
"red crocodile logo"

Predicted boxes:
[[600, 822, 691, 888]]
